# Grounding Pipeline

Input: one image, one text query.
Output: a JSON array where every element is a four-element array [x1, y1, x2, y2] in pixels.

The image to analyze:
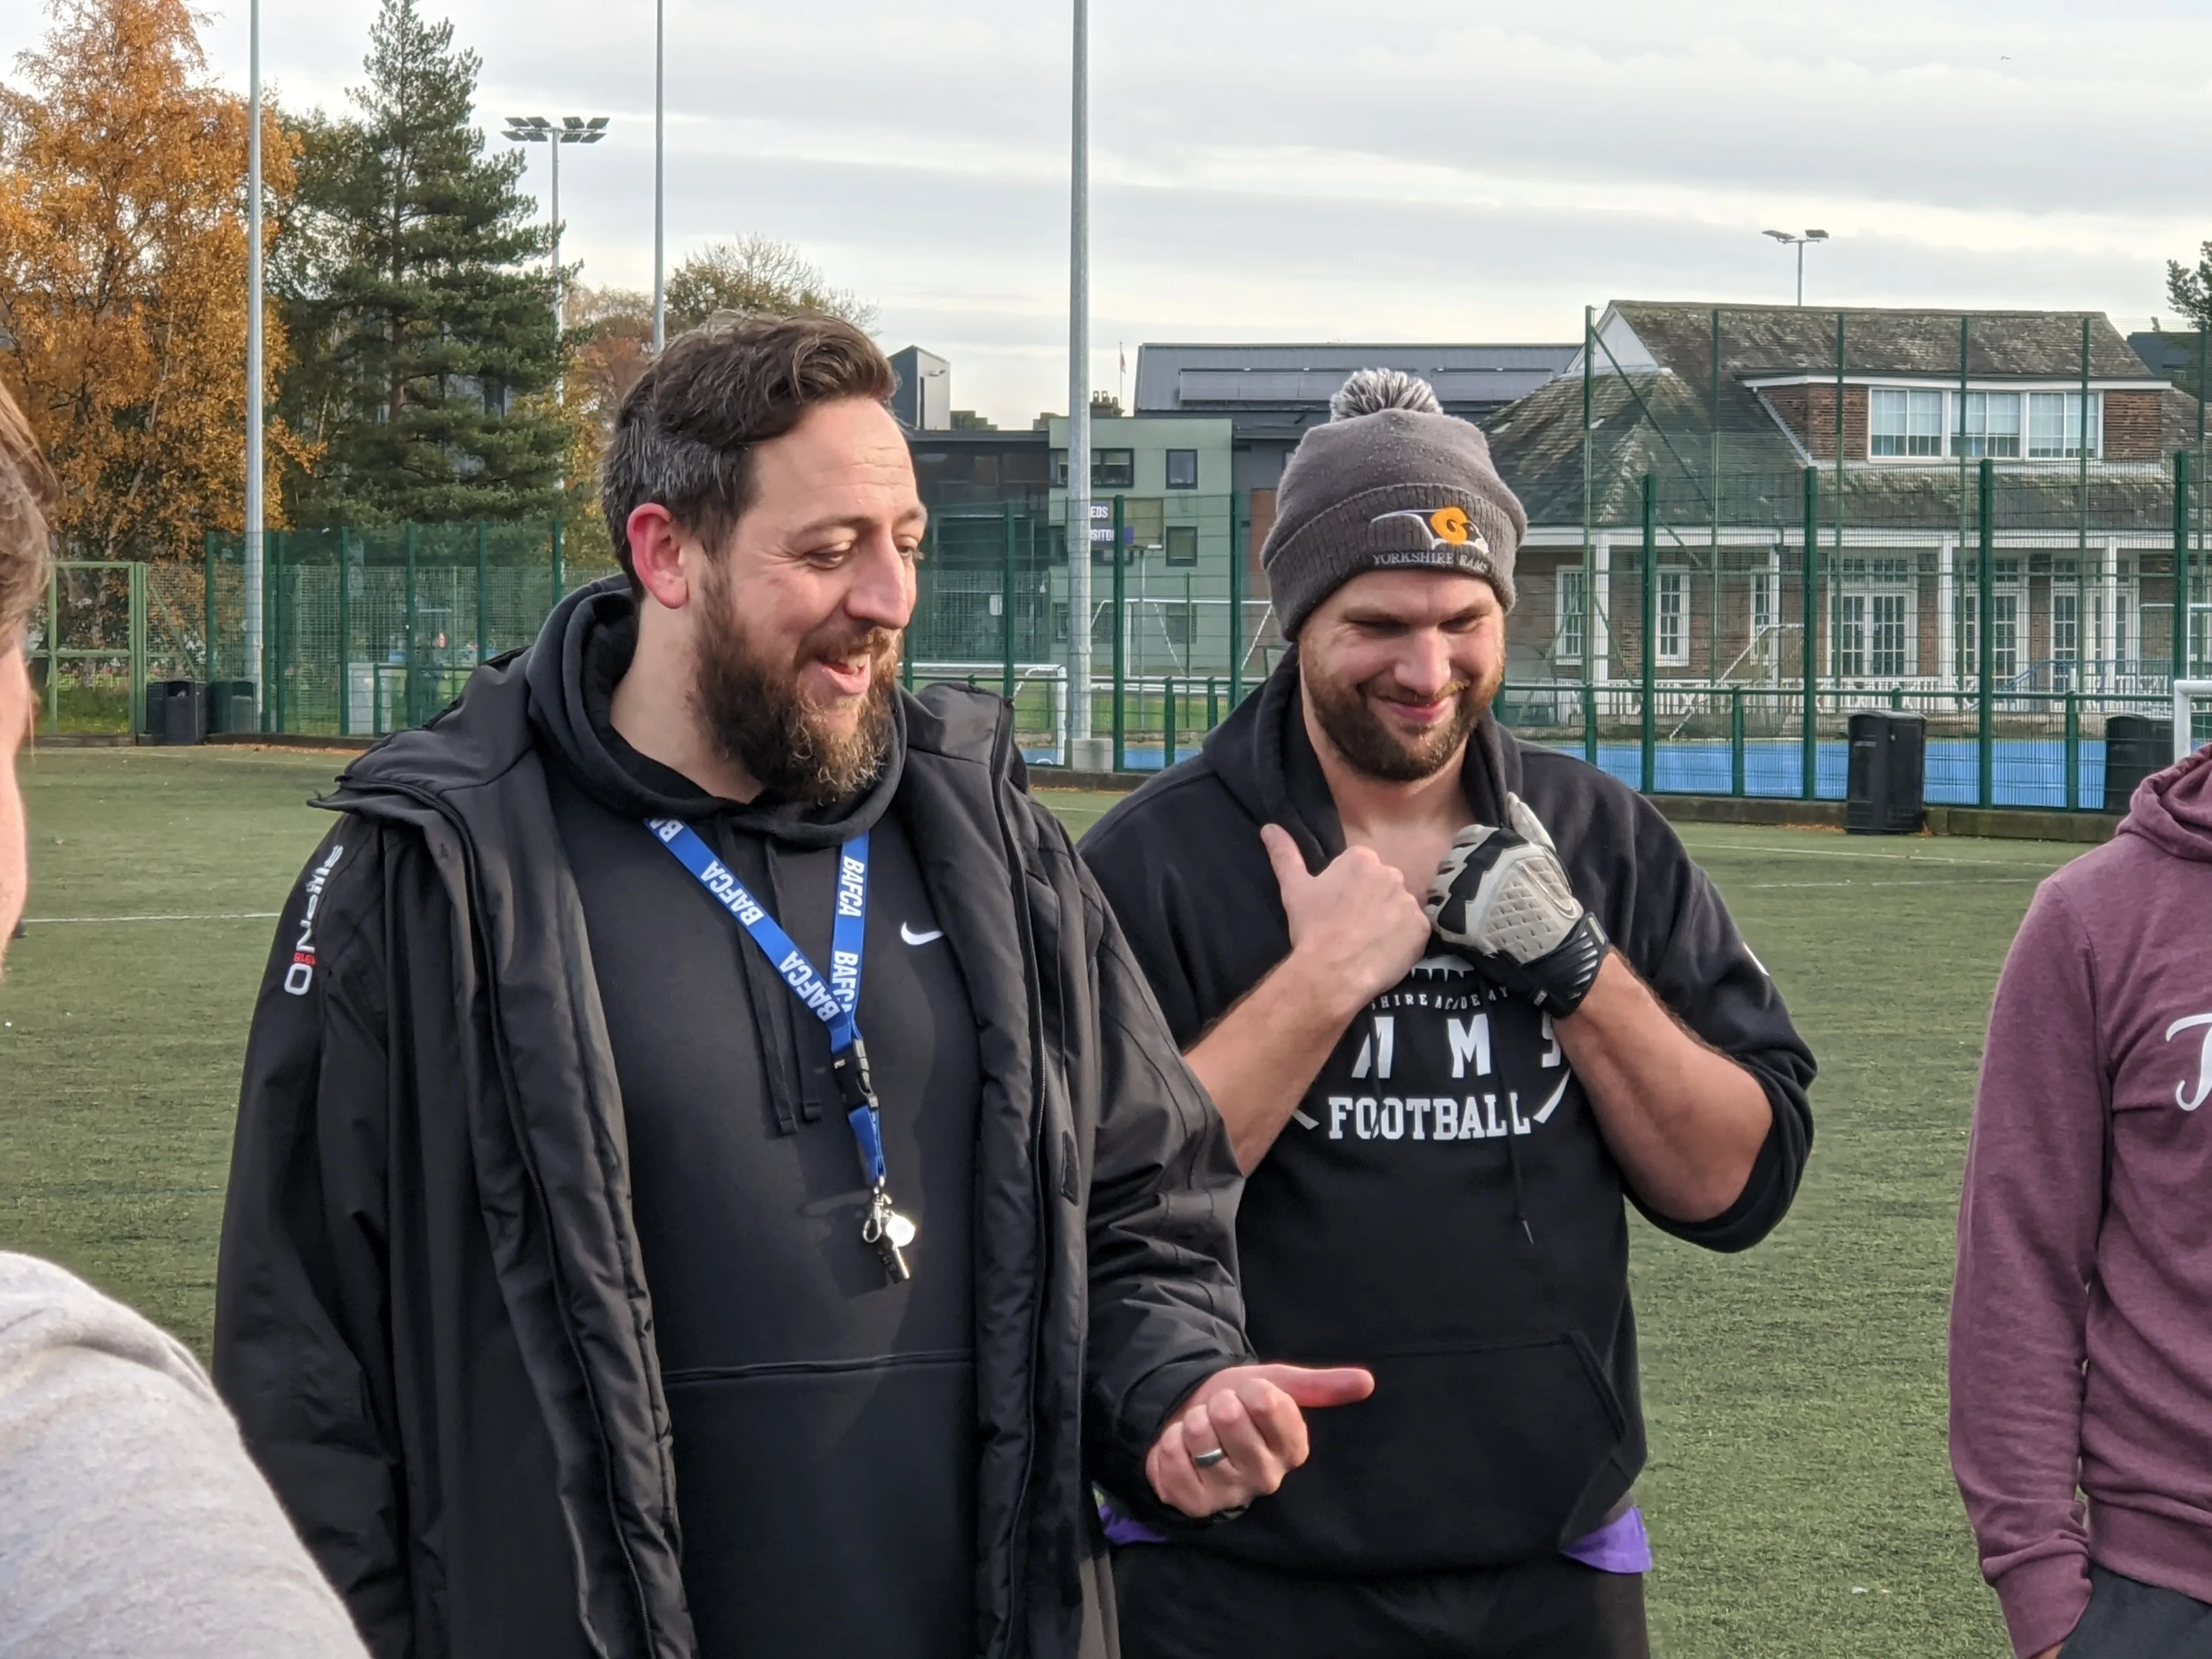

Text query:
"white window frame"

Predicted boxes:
[[1869, 591, 1909, 678], [1870, 388, 1944, 458], [1992, 590, 2021, 681], [2051, 588, 2080, 665], [1555, 566, 1587, 664], [1656, 569, 1689, 667], [1833, 593, 1868, 678], [1861, 386, 2104, 465], [2028, 392, 2103, 461], [1954, 562, 2026, 682], [1749, 568, 1776, 663], [1952, 391, 2023, 460], [1832, 556, 1917, 679]]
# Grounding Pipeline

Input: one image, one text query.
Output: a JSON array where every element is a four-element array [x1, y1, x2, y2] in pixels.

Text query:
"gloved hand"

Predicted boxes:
[[1424, 793, 1609, 1017]]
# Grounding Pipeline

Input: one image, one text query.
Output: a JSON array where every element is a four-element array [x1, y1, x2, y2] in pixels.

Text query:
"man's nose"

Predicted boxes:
[[844, 535, 916, 631], [1392, 631, 1455, 698]]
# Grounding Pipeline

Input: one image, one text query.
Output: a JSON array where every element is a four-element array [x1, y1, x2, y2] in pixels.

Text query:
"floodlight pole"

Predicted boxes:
[[1066, 0, 1094, 758], [505, 117, 610, 403], [244, 0, 264, 722], [551, 133, 562, 334], [1764, 229, 1826, 306], [653, 0, 665, 352]]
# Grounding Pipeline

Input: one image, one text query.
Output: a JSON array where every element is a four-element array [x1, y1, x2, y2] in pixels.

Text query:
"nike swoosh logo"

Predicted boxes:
[[900, 924, 944, 946]]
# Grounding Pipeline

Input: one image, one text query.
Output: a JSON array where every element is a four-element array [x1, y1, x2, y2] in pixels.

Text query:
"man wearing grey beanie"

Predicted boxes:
[[1080, 371, 1815, 1658]]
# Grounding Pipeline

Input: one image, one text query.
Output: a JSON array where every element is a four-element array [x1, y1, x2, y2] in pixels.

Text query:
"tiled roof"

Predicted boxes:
[[1604, 302, 2159, 381], [1488, 302, 2205, 532]]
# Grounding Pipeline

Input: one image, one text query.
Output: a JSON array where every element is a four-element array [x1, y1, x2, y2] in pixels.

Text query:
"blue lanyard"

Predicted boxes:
[[645, 819, 884, 1187]]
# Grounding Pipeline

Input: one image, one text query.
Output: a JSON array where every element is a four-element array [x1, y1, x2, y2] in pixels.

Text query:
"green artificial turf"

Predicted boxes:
[[0, 747, 346, 1350], [2, 753, 2089, 1655]]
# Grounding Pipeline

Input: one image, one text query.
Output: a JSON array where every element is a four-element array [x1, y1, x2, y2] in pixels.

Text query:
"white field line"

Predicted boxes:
[[22, 912, 280, 924], [1684, 838, 2070, 870], [1743, 877, 2042, 890]]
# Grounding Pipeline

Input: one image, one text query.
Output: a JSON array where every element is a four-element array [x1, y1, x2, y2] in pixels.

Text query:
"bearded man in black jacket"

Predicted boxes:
[[1080, 370, 1816, 1659], [213, 313, 1370, 1659]]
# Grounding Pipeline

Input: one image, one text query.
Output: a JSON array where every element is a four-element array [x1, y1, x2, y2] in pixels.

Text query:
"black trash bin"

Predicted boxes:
[[205, 680, 258, 736], [144, 680, 206, 746], [1847, 710, 1927, 835], [2102, 714, 2174, 814]]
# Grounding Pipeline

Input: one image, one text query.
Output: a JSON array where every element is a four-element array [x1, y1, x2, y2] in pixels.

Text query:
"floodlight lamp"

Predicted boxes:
[[1806, 229, 1830, 242], [1763, 229, 1791, 242]]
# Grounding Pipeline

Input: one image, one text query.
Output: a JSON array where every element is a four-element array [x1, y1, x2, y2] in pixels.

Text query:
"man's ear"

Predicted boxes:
[[626, 504, 691, 612]]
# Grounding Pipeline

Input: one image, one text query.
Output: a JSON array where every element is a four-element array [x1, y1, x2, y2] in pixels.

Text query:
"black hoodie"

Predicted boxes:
[[525, 590, 981, 1654], [1079, 653, 1815, 1575]]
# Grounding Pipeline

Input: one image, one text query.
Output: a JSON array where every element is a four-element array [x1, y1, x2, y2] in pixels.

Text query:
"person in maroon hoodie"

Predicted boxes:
[[1952, 740, 2212, 1659]]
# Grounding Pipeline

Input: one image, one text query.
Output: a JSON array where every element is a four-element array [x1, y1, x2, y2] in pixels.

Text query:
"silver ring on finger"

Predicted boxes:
[[1192, 1447, 1229, 1469]]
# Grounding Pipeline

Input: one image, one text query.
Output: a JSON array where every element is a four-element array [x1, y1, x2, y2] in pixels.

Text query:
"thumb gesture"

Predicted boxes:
[[1259, 822, 1313, 896], [1260, 822, 1432, 1011]]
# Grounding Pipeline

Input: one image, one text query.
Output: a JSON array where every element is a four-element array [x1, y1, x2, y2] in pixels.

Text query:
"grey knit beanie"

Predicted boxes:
[[1261, 369, 1526, 637]]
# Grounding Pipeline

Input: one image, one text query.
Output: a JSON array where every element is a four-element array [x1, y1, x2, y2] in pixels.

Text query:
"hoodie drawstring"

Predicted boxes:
[[1505, 1128, 1534, 1248]]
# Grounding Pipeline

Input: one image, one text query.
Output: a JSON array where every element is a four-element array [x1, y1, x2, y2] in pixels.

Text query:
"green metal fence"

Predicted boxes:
[[36, 472, 2210, 805], [27, 561, 150, 735], [904, 493, 1273, 768], [196, 520, 622, 736], [1497, 454, 2210, 807]]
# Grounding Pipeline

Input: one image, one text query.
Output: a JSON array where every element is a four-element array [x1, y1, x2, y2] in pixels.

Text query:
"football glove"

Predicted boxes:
[[1424, 793, 1609, 1017]]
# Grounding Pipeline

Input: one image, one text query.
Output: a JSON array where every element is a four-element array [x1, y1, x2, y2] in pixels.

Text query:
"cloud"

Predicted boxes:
[[6, 0, 2203, 425]]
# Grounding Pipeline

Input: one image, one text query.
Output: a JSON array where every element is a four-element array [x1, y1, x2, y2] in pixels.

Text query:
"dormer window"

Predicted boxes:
[[1870, 388, 1943, 456], [2027, 393, 2101, 460], [1867, 387, 2101, 462], [1955, 393, 2021, 459]]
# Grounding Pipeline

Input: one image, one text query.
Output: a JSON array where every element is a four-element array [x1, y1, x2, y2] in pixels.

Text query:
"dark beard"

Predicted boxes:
[[1304, 658, 1497, 783], [691, 568, 900, 806]]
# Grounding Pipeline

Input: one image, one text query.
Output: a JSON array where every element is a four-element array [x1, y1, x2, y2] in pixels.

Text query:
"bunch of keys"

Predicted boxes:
[[862, 1186, 917, 1283]]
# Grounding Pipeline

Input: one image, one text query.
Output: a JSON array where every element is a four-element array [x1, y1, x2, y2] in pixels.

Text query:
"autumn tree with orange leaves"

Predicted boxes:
[[0, 0, 303, 561]]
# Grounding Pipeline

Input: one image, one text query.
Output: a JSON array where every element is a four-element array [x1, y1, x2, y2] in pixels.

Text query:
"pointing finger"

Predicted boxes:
[[1248, 1364, 1377, 1409]]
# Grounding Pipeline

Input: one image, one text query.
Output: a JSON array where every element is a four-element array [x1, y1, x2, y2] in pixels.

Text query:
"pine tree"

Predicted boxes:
[[277, 0, 563, 525]]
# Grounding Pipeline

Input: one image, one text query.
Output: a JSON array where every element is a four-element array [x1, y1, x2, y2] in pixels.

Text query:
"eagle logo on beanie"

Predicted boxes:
[[1370, 506, 1491, 557]]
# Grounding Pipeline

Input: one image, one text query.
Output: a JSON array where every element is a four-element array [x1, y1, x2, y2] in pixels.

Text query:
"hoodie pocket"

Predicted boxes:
[[1205, 1333, 1630, 1573]]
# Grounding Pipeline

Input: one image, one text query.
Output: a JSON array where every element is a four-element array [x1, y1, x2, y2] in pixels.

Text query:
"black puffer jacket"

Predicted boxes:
[[213, 583, 1250, 1658]]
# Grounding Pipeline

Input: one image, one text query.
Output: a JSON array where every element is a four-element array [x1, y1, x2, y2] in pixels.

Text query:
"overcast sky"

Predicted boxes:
[[10, 0, 2212, 426]]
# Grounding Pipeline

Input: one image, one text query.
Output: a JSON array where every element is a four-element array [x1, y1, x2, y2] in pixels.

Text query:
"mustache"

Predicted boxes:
[[1370, 680, 1474, 706], [800, 625, 900, 677]]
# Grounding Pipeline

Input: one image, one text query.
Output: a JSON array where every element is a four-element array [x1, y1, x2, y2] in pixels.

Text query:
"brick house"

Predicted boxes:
[[1484, 302, 2206, 696]]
